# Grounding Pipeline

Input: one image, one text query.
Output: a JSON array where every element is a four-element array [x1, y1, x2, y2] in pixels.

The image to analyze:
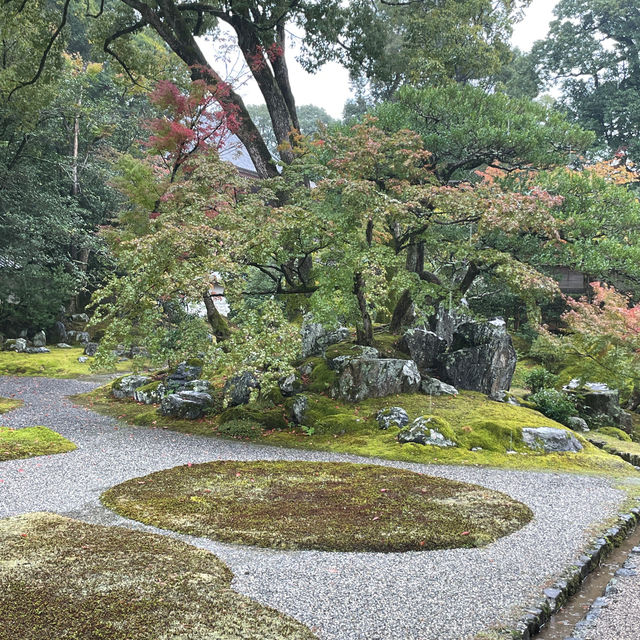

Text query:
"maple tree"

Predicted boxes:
[[538, 282, 640, 408]]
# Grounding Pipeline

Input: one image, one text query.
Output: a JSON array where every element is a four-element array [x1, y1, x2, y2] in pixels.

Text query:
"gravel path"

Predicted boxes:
[[0, 376, 628, 640]]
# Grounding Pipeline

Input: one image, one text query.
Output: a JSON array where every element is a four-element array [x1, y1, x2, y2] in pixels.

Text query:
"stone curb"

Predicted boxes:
[[505, 503, 640, 640]]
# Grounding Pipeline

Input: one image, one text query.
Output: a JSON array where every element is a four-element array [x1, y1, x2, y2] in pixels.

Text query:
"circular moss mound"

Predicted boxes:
[[103, 461, 532, 552]]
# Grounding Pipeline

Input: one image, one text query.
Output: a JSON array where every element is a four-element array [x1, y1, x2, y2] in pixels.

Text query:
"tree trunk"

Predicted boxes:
[[625, 385, 640, 412], [353, 271, 373, 346], [123, 0, 278, 178], [203, 291, 230, 341], [390, 289, 414, 333]]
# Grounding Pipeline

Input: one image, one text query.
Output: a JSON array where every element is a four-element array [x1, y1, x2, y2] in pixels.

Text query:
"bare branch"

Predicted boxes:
[[7, 0, 72, 101]]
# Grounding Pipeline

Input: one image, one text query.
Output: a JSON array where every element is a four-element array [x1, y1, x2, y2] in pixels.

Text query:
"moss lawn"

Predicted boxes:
[[102, 460, 533, 552], [75, 383, 638, 477], [0, 347, 135, 378], [0, 397, 22, 414], [0, 512, 316, 640], [0, 426, 76, 461]]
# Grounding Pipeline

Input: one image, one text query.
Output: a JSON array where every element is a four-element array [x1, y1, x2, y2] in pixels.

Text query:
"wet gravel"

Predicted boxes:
[[0, 376, 628, 640]]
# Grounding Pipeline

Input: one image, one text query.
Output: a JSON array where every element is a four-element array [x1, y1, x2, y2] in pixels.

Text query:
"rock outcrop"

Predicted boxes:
[[223, 372, 260, 407], [159, 391, 212, 419], [439, 318, 516, 397], [332, 358, 421, 403], [521, 427, 583, 453], [397, 416, 457, 447], [301, 320, 350, 358]]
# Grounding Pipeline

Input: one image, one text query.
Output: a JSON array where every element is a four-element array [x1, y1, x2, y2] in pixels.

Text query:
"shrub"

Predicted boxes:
[[524, 366, 559, 393], [529, 388, 576, 425], [216, 419, 263, 438]]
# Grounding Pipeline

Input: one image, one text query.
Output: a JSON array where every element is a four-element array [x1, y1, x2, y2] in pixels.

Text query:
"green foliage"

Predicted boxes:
[[374, 84, 593, 182], [533, 0, 640, 159], [529, 388, 577, 425], [524, 367, 559, 393]]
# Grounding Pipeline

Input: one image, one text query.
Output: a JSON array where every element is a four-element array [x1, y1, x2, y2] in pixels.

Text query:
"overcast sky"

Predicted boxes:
[[200, 0, 559, 120]]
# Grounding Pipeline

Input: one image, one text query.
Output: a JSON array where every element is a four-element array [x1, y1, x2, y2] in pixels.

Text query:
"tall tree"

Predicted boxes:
[[533, 0, 640, 159]]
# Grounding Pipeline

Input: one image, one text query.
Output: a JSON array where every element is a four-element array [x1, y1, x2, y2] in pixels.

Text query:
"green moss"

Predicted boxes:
[[598, 427, 632, 442], [0, 426, 76, 461], [0, 397, 22, 414], [0, 347, 133, 379], [313, 413, 370, 435], [373, 332, 405, 358], [0, 513, 316, 640], [186, 357, 204, 367], [218, 403, 288, 430], [102, 460, 533, 552], [306, 361, 337, 393], [76, 383, 638, 476], [135, 379, 161, 394], [216, 419, 264, 438]]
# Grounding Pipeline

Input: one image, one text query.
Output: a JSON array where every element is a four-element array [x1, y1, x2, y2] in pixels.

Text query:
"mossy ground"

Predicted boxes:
[[0, 512, 315, 640], [102, 460, 533, 552], [0, 347, 135, 378], [0, 397, 22, 414], [74, 385, 638, 476], [0, 426, 76, 461], [587, 431, 640, 466]]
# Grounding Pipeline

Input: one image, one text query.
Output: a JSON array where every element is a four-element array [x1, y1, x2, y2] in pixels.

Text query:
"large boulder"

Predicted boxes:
[[397, 416, 457, 447], [439, 318, 516, 397], [134, 382, 166, 405], [291, 394, 308, 425], [399, 328, 447, 371], [165, 361, 203, 392], [5, 338, 27, 352], [112, 375, 152, 399], [159, 391, 212, 420], [332, 358, 421, 403], [51, 321, 67, 343], [521, 427, 583, 453], [376, 407, 409, 430], [301, 320, 350, 358], [32, 331, 46, 347], [83, 342, 99, 357], [223, 372, 260, 407], [66, 330, 90, 344], [565, 381, 633, 432]]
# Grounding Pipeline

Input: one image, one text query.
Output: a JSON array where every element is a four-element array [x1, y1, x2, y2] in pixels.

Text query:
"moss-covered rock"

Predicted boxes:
[[398, 415, 457, 447], [597, 426, 632, 442]]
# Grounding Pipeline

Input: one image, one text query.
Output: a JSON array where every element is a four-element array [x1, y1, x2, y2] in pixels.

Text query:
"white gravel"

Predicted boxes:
[[0, 376, 628, 640]]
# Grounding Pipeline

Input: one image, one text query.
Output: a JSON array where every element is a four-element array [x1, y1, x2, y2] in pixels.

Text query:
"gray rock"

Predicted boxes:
[[183, 379, 211, 393], [291, 394, 308, 425], [566, 416, 590, 432], [521, 427, 583, 453], [279, 373, 302, 397], [32, 330, 46, 347], [112, 375, 152, 400], [83, 342, 99, 357], [159, 391, 212, 420], [332, 358, 421, 403], [56, 343, 72, 349], [434, 308, 468, 346], [397, 416, 457, 447], [25, 347, 50, 354], [77, 356, 89, 363], [134, 383, 165, 405], [566, 382, 633, 432], [420, 376, 458, 396], [51, 321, 67, 343], [165, 362, 203, 392], [439, 318, 517, 396], [399, 328, 447, 371], [492, 390, 521, 405], [66, 330, 90, 344], [71, 313, 90, 324], [5, 338, 27, 352], [223, 371, 260, 407], [328, 346, 380, 372], [300, 320, 350, 358], [376, 407, 409, 430]]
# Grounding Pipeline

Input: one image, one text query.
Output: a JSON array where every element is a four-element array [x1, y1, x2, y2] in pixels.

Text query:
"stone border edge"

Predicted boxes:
[[506, 502, 640, 640]]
